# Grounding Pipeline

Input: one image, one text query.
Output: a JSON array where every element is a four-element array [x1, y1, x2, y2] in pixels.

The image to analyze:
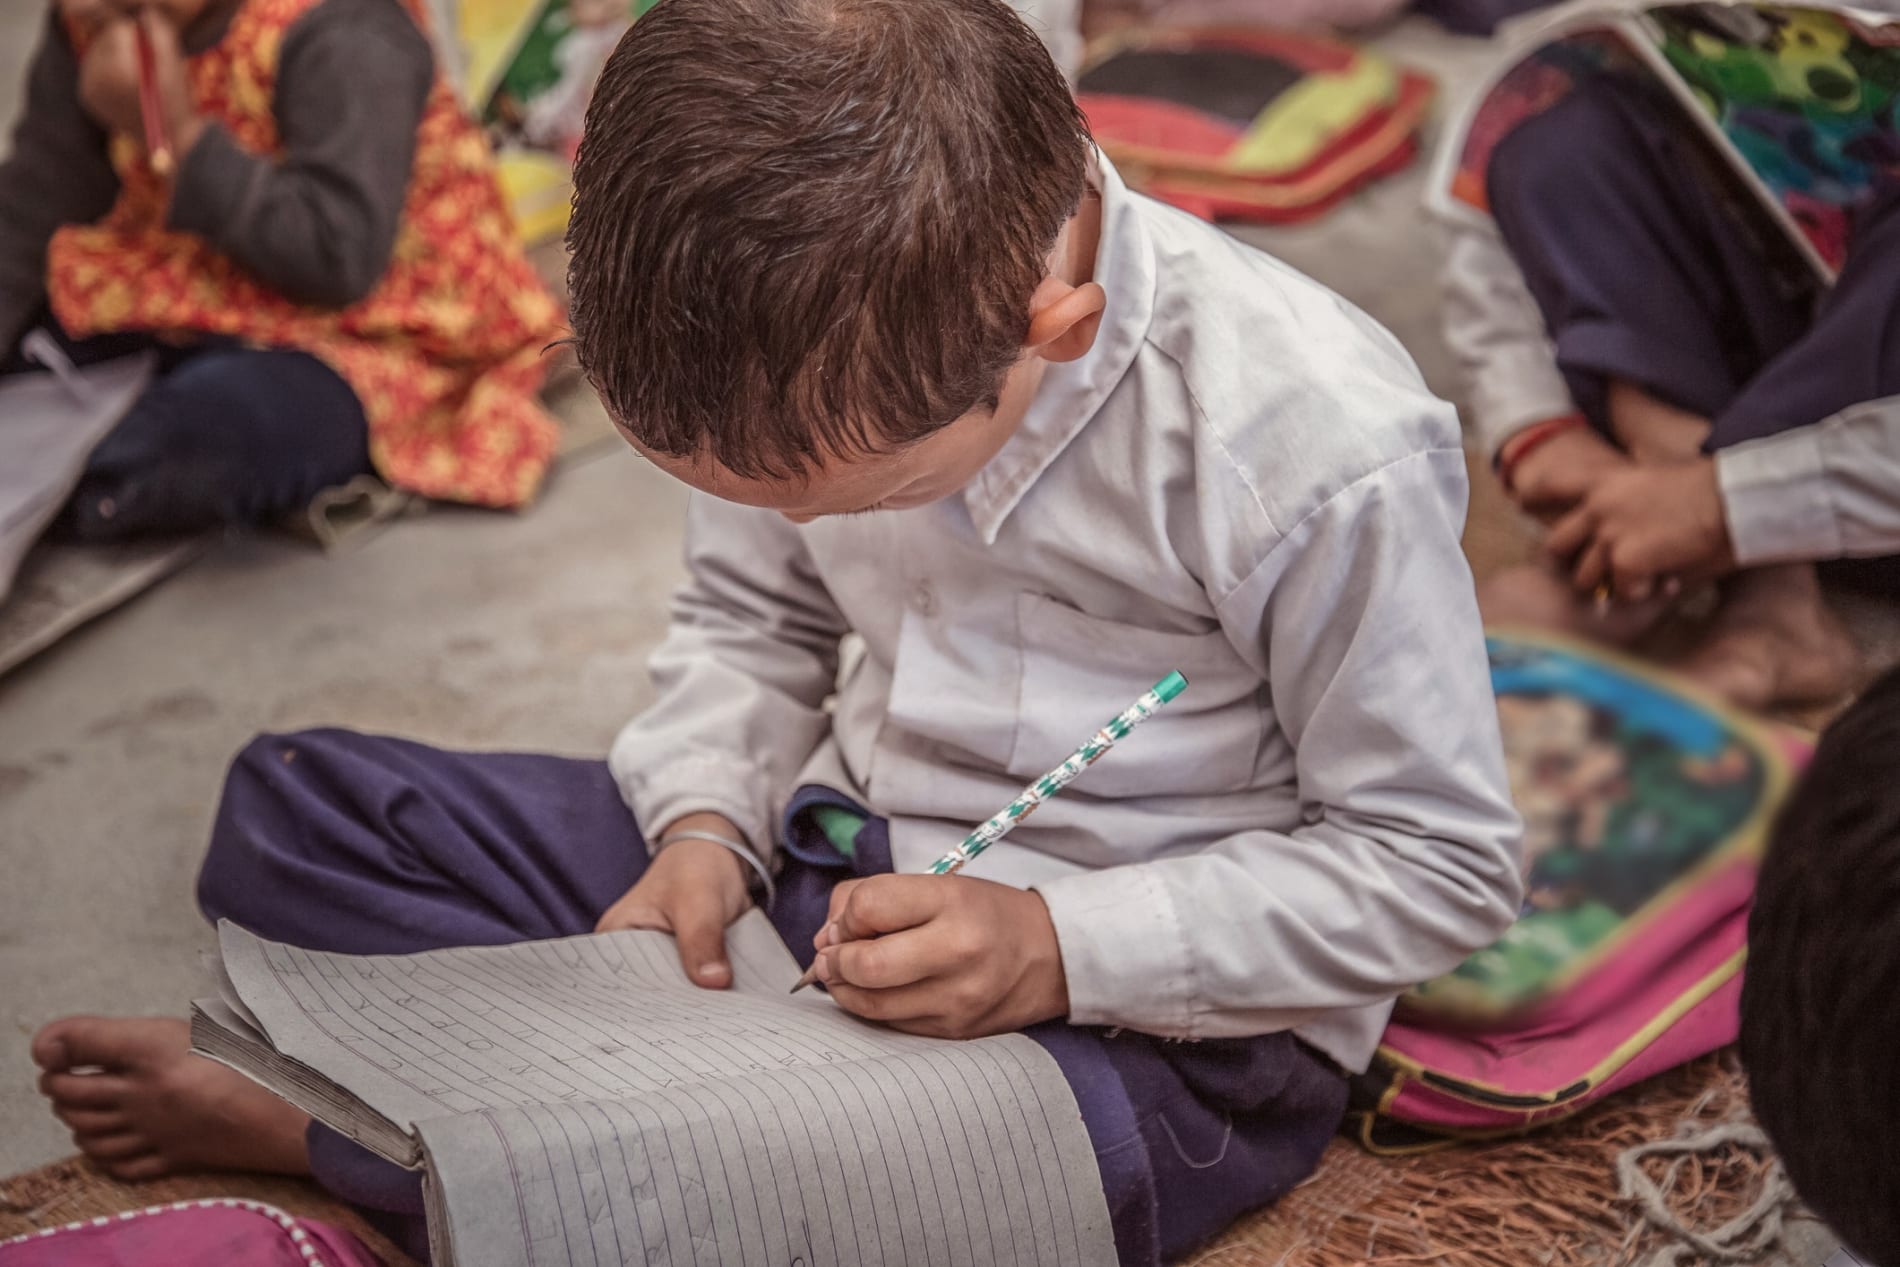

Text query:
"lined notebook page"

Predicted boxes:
[[214, 912, 1114, 1265], [216, 911, 936, 1124], [419, 1036, 1109, 1267]]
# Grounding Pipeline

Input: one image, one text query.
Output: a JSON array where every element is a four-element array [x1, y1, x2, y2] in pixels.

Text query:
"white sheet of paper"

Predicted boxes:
[[214, 911, 1115, 1266]]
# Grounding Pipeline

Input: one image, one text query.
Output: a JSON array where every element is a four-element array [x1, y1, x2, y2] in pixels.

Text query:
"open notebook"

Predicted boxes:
[[190, 910, 1115, 1267]]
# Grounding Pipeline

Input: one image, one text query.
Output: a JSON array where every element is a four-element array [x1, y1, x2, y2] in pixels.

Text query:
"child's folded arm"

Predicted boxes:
[[1034, 445, 1524, 1047], [164, 0, 433, 309], [611, 494, 851, 868], [1715, 394, 1900, 567], [0, 11, 119, 352]]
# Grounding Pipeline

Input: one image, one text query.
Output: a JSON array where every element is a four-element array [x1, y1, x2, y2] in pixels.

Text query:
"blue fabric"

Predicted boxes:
[[1486, 73, 1900, 452], [3, 324, 370, 540], [196, 728, 1347, 1266]]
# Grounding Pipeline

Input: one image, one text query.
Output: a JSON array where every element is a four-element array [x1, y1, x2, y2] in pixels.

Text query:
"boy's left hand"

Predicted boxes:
[[809, 875, 1069, 1039], [1546, 458, 1736, 599], [74, 8, 203, 159]]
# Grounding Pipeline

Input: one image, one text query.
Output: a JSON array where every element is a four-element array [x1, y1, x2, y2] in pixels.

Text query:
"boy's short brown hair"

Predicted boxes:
[[566, 0, 1090, 480]]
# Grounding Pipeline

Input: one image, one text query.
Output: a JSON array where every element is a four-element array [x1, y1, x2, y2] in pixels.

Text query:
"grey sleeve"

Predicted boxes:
[[0, 10, 120, 352], [166, 0, 434, 308]]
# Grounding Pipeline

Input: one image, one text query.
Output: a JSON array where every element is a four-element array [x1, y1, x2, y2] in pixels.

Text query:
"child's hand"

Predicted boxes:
[[74, 8, 202, 158], [809, 875, 1069, 1039], [1504, 425, 1631, 523], [595, 824, 752, 989], [1546, 458, 1735, 600]]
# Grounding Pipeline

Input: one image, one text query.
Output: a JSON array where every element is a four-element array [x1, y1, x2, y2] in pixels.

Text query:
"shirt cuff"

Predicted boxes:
[[1469, 348, 1578, 461], [613, 750, 779, 884], [166, 122, 261, 244], [1033, 863, 1198, 1038], [1715, 432, 1842, 567]]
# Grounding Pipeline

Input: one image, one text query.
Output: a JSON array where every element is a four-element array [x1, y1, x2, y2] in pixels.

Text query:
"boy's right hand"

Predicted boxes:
[[595, 820, 752, 989], [1504, 426, 1632, 523], [70, 6, 198, 154]]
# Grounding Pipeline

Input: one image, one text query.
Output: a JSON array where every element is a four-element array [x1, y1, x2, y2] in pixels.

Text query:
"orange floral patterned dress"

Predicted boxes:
[[46, 0, 564, 509]]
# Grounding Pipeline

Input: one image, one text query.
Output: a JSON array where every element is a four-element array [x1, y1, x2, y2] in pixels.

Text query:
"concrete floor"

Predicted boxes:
[[0, 8, 1500, 1184]]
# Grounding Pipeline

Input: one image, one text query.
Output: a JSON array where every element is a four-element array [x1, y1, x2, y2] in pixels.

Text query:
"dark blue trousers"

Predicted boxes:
[[1486, 73, 1900, 454], [3, 325, 371, 541], [195, 729, 1347, 1267]]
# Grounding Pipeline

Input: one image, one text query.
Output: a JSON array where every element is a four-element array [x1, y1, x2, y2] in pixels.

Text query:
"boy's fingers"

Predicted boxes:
[[669, 892, 733, 989], [1573, 538, 1610, 594], [838, 876, 948, 941], [821, 879, 862, 935], [1544, 506, 1594, 563], [823, 978, 943, 1026], [826, 929, 936, 991], [593, 894, 663, 933]]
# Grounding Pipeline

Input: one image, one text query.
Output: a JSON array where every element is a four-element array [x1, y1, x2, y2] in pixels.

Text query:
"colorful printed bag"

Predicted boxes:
[[1348, 631, 1809, 1152], [1076, 26, 1436, 221], [0, 1199, 384, 1267]]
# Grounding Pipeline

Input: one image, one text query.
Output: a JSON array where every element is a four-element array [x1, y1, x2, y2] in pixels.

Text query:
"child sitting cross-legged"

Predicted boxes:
[[0, 0, 562, 538], [31, 2, 1524, 1262], [1448, 63, 1900, 712]]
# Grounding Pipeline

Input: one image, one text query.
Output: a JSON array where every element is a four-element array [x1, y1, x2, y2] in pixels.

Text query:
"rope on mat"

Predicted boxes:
[[1615, 1122, 1798, 1267]]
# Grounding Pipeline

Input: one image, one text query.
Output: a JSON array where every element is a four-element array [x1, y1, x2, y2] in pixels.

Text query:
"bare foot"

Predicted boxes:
[[1479, 562, 1670, 646], [1677, 565, 1858, 711], [32, 1016, 312, 1182]]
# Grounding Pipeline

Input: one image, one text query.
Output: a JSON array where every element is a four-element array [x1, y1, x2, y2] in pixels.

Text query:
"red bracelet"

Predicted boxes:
[[1497, 413, 1588, 492]]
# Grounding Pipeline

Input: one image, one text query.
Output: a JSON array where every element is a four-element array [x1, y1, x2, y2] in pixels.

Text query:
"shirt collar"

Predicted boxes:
[[961, 153, 1158, 545]]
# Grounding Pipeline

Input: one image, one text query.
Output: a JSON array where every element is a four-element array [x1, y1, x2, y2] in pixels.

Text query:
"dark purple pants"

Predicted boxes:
[[2, 322, 371, 541], [195, 729, 1348, 1267], [1486, 73, 1900, 454]]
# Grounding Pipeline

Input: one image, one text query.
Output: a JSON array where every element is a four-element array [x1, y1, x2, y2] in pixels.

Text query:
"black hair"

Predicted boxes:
[[1742, 666, 1900, 1266]]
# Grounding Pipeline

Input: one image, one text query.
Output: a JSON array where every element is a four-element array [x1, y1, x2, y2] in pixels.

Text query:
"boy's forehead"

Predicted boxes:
[[618, 424, 907, 512]]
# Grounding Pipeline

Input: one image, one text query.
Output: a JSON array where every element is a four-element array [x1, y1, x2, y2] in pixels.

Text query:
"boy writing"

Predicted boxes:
[[0, 0, 561, 538], [32, 1, 1523, 1261]]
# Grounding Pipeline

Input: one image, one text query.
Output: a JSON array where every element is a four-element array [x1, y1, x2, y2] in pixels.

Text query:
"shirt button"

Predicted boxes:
[[912, 584, 936, 616]]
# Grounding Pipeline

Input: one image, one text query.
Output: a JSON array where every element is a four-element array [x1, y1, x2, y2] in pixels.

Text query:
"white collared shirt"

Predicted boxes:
[[613, 157, 1524, 1072]]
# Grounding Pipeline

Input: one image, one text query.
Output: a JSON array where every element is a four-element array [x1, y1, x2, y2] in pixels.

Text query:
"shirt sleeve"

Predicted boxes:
[[1717, 395, 1900, 566], [1440, 213, 1577, 460], [0, 9, 120, 352], [610, 494, 850, 884], [166, 0, 433, 308], [1035, 446, 1526, 1040]]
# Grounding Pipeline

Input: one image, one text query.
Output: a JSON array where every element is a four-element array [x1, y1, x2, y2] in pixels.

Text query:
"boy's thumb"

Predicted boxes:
[[674, 902, 732, 989]]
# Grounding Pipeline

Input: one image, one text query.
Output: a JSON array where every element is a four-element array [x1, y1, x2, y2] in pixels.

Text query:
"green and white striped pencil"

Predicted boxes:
[[789, 670, 1188, 994]]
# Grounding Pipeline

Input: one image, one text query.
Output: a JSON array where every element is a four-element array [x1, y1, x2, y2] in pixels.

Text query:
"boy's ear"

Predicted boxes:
[[1024, 276, 1106, 365]]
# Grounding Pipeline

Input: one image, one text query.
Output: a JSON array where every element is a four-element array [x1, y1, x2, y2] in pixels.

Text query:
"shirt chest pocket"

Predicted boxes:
[[1008, 593, 1266, 797]]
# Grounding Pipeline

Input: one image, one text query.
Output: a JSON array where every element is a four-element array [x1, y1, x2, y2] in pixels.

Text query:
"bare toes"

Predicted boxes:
[[31, 1016, 100, 1072], [39, 1071, 133, 1108], [33, 1016, 186, 1075], [102, 1153, 172, 1183], [53, 1104, 128, 1134], [74, 1130, 155, 1162]]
